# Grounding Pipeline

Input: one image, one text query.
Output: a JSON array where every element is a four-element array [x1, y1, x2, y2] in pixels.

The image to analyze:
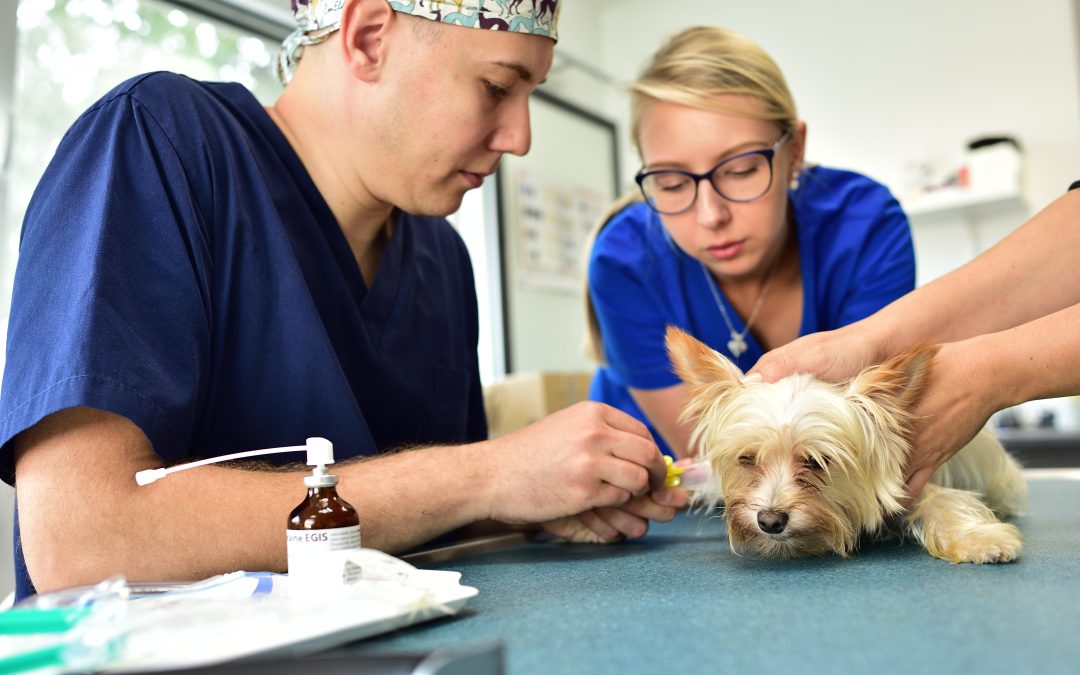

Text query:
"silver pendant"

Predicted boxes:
[[727, 332, 748, 358]]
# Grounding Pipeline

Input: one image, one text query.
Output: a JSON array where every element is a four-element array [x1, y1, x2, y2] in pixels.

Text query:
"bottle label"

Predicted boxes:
[[286, 525, 362, 589], [286, 525, 361, 551]]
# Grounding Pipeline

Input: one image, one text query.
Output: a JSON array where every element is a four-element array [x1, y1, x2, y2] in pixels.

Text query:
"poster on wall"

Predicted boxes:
[[496, 88, 618, 373], [514, 168, 607, 294]]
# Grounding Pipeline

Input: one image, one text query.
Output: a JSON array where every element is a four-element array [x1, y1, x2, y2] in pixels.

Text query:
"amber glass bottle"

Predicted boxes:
[[286, 463, 361, 584]]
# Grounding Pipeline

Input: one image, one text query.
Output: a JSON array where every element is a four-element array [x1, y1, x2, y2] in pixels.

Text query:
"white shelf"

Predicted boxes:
[[901, 185, 1024, 217]]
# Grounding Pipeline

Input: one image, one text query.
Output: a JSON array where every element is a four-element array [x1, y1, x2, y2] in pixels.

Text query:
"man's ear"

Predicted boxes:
[[339, 0, 395, 82], [665, 326, 744, 388], [845, 344, 938, 413]]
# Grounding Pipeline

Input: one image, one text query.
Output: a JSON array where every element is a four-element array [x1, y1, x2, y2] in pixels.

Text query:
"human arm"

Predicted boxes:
[[904, 300, 1080, 496], [538, 484, 688, 544], [751, 189, 1080, 384], [14, 399, 672, 592], [627, 385, 697, 460]]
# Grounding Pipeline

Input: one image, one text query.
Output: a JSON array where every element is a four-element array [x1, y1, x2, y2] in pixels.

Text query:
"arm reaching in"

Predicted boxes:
[[905, 301, 1080, 497], [751, 189, 1080, 386], [748, 189, 1080, 498], [626, 384, 697, 460], [14, 401, 675, 592]]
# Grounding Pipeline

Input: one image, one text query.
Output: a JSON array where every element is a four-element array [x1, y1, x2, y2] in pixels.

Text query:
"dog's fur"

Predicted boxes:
[[666, 326, 1026, 564]]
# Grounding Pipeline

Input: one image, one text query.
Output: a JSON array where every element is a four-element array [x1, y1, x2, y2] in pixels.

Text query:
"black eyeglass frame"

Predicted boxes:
[[634, 129, 793, 215]]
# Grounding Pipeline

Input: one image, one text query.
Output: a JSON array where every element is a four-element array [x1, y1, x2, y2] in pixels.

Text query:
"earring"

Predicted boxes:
[[789, 172, 801, 191]]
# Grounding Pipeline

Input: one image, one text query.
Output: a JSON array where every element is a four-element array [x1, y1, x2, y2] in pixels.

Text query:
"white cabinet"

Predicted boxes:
[[901, 186, 1028, 288], [901, 185, 1024, 218]]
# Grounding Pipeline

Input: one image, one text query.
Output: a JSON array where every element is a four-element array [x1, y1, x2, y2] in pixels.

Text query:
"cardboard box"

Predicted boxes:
[[483, 371, 594, 437]]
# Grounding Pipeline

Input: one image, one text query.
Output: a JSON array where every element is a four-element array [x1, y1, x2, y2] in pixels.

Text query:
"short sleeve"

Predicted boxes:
[[588, 209, 680, 390], [0, 90, 212, 481], [834, 187, 916, 325]]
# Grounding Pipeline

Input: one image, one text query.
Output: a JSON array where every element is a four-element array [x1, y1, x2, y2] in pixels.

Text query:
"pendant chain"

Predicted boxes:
[[700, 261, 776, 359]]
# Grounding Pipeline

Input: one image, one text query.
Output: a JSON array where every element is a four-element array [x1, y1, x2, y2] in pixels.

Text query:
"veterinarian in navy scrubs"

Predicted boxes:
[[586, 27, 916, 458], [752, 180, 1080, 498], [0, 0, 683, 601]]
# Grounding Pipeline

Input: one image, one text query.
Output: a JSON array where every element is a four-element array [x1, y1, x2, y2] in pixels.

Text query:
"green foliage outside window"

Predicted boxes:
[[3, 0, 284, 344]]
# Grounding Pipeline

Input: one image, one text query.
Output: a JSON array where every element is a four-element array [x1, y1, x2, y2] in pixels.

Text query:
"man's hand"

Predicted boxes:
[[483, 401, 672, 535], [538, 487, 689, 543]]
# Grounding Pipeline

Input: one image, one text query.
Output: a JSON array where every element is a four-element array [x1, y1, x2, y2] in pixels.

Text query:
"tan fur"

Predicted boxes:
[[665, 326, 1026, 564]]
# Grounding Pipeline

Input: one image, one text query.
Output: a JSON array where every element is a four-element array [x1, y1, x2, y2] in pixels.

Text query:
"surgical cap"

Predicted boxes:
[[277, 0, 561, 85]]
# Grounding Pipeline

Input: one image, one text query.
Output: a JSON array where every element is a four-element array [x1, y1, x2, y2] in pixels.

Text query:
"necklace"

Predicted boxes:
[[700, 262, 776, 359]]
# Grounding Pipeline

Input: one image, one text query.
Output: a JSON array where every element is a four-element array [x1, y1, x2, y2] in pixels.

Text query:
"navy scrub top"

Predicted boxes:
[[0, 73, 486, 598]]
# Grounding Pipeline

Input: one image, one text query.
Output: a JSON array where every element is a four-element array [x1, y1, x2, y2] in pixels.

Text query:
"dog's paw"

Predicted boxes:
[[934, 522, 1023, 564]]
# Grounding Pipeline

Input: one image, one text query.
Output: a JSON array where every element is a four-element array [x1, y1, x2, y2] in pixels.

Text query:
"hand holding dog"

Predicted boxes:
[[904, 339, 1006, 498], [748, 322, 884, 385], [484, 401, 682, 541], [750, 330, 1006, 500]]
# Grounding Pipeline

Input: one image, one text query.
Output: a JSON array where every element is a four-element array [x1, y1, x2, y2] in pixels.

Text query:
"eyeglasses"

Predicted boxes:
[[635, 130, 792, 215]]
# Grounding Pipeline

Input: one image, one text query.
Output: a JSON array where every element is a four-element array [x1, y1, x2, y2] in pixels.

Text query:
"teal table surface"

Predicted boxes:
[[354, 476, 1080, 674]]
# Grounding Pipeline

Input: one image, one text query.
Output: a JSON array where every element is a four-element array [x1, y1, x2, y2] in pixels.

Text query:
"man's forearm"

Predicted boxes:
[[15, 408, 491, 592], [336, 441, 490, 552]]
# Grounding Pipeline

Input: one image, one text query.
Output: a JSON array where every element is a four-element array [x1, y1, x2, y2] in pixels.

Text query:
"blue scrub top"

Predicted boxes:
[[588, 167, 915, 456], [0, 73, 486, 598]]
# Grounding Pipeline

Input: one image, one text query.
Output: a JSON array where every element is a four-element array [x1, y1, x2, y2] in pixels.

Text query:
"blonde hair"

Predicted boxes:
[[631, 26, 798, 151], [584, 26, 798, 364]]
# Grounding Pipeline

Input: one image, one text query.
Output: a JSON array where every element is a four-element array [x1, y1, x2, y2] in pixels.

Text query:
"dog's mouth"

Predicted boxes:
[[726, 506, 841, 558], [746, 531, 835, 559]]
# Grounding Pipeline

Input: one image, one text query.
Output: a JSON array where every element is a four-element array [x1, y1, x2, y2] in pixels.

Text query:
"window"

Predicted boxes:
[[1, 0, 283, 370]]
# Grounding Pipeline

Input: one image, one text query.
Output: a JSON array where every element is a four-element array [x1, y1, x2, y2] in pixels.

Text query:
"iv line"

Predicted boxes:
[[135, 438, 333, 486]]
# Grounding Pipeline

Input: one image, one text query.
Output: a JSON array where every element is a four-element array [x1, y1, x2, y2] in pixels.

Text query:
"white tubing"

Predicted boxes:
[[134, 444, 309, 486]]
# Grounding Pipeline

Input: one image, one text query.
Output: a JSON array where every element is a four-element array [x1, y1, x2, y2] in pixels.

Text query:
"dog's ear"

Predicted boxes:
[[665, 325, 744, 387], [845, 344, 939, 412]]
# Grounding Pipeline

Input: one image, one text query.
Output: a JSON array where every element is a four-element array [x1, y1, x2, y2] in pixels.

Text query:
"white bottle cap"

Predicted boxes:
[[304, 437, 339, 488], [305, 437, 334, 467]]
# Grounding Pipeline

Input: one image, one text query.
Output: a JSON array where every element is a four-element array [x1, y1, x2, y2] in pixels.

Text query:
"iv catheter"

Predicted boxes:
[[663, 456, 714, 490], [135, 438, 333, 486]]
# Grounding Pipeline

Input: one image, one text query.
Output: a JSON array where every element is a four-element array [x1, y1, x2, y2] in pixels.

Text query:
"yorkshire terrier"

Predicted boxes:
[[666, 326, 1026, 564]]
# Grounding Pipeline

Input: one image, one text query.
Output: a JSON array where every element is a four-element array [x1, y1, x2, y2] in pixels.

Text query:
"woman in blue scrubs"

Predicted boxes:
[[587, 27, 916, 458]]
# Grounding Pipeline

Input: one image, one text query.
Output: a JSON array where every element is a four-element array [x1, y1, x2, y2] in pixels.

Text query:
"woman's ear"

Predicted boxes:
[[339, 0, 396, 82], [788, 120, 807, 181]]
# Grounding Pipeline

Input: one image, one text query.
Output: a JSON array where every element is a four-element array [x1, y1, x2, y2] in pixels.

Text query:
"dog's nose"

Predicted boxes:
[[757, 510, 789, 534]]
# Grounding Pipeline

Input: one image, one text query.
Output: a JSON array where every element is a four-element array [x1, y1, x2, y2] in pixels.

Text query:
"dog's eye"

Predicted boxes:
[[802, 456, 827, 471], [738, 454, 756, 467]]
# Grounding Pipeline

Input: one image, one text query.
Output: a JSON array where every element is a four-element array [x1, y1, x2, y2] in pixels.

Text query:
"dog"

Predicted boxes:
[[665, 326, 1026, 564]]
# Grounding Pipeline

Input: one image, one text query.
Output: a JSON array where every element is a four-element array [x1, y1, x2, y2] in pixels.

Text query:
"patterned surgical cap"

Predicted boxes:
[[277, 0, 561, 85]]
